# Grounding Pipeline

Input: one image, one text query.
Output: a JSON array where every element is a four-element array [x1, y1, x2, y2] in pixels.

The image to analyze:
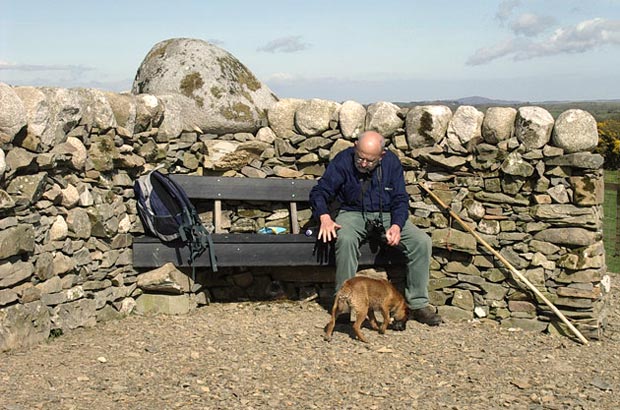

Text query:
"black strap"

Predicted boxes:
[[180, 209, 218, 282], [359, 165, 384, 222], [359, 176, 372, 221], [205, 234, 217, 272]]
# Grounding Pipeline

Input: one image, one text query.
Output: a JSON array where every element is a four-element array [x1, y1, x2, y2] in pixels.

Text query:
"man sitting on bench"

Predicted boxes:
[[309, 131, 442, 326]]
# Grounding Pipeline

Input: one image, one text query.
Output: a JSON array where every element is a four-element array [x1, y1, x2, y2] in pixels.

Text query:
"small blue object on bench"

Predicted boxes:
[[132, 175, 407, 270]]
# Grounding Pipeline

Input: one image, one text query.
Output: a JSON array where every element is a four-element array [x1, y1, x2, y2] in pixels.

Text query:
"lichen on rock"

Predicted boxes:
[[131, 38, 277, 134]]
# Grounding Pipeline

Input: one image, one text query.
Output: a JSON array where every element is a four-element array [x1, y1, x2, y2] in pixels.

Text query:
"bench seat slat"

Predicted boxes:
[[132, 234, 407, 268]]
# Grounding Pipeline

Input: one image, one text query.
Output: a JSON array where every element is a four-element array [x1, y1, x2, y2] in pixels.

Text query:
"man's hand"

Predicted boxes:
[[385, 224, 401, 247], [318, 214, 341, 243]]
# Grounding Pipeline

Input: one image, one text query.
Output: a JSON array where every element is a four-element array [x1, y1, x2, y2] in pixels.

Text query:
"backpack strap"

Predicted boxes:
[[179, 208, 218, 281]]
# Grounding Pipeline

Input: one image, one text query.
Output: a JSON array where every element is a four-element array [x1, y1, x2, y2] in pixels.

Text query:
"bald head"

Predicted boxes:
[[357, 131, 385, 156], [354, 131, 386, 172]]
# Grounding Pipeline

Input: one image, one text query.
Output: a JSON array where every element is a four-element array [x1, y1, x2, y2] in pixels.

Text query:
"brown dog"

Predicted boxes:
[[324, 276, 408, 343]]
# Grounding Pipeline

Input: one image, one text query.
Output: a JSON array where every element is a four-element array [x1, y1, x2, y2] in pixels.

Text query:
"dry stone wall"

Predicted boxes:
[[0, 82, 610, 352]]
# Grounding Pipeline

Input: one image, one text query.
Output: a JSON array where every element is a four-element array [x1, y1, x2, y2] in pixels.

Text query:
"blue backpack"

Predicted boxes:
[[134, 167, 218, 278]]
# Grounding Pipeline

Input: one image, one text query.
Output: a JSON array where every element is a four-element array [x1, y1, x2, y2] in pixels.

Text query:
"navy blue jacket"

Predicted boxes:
[[309, 147, 409, 228]]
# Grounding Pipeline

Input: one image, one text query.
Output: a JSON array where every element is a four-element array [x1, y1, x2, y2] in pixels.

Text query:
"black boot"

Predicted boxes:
[[410, 305, 442, 326]]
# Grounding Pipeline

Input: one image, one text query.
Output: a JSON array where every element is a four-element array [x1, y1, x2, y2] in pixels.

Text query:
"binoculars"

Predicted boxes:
[[365, 218, 386, 244]]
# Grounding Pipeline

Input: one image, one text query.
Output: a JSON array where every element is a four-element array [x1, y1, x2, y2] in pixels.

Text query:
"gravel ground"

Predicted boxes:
[[1, 276, 619, 410]]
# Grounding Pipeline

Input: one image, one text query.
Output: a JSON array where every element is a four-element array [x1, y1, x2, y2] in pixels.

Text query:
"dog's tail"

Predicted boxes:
[[324, 282, 355, 341], [337, 282, 353, 299], [335, 282, 354, 311]]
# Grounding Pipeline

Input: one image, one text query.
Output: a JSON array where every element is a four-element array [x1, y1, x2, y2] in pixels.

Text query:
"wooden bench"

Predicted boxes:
[[132, 175, 407, 270]]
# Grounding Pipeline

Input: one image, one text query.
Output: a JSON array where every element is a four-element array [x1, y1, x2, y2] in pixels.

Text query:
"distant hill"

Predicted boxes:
[[395, 96, 520, 107], [454, 96, 522, 105], [394, 97, 620, 122]]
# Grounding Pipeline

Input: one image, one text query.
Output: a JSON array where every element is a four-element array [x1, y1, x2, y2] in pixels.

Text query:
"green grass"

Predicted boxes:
[[604, 170, 620, 273]]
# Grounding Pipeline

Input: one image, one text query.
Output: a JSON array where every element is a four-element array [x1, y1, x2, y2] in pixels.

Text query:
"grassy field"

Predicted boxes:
[[604, 170, 620, 273]]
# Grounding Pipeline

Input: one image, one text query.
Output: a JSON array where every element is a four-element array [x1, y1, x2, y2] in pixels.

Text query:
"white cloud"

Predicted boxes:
[[0, 60, 131, 91], [467, 18, 620, 65], [548, 18, 620, 50], [466, 38, 524, 66], [265, 72, 297, 82], [0, 61, 93, 74], [511, 13, 556, 37], [257, 36, 311, 53], [496, 0, 521, 24]]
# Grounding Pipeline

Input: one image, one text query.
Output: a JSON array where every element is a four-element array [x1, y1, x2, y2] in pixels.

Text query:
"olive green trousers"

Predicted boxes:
[[334, 210, 431, 310]]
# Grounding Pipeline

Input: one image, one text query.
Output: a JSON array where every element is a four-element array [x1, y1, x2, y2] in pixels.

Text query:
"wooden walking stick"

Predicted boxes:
[[418, 182, 589, 345]]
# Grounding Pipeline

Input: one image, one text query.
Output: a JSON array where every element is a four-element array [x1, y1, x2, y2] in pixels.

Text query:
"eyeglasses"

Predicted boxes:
[[354, 152, 380, 166]]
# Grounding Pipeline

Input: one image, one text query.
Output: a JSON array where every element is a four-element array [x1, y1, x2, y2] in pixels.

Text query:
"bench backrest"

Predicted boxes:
[[170, 175, 317, 202], [169, 175, 318, 234]]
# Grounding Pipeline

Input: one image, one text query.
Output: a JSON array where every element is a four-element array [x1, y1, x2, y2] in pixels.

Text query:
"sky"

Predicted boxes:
[[1, 0, 619, 104]]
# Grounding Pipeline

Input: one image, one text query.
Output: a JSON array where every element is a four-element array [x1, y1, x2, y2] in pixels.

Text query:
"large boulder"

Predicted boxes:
[[482, 107, 517, 144], [37, 87, 84, 151], [515, 106, 553, 150], [13, 86, 49, 139], [446, 105, 484, 151], [0, 301, 51, 352], [74, 88, 117, 131], [552, 109, 598, 153], [137, 262, 194, 294], [155, 94, 209, 141], [132, 38, 278, 134], [267, 98, 305, 139], [339, 100, 366, 139], [294, 99, 340, 136], [103, 91, 137, 132], [14, 87, 116, 152], [405, 105, 452, 149], [0, 83, 27, 144], [134, 94, 164, 133], [365, 101, 402, 137]]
